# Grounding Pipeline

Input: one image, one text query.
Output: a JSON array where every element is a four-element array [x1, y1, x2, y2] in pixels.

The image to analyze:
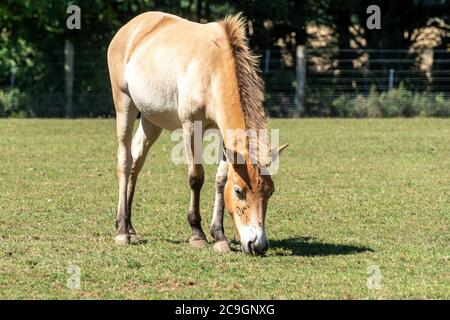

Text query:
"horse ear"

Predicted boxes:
[[278, 143, 289, 154], [271, 143, 289, 162]]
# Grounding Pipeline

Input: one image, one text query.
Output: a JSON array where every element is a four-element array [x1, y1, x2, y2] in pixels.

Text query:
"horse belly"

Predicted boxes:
[[125, 63, 182, 131]]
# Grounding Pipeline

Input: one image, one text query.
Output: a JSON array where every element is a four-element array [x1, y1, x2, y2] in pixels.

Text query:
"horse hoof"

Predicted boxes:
[[213, 241, 231, 253], [189, 237, 208, 248], [114, 234, 130, 245]]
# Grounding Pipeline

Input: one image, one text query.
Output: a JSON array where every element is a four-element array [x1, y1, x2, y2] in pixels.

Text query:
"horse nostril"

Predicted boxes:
[[247, 241, 255, 254], [253, 242, 269, 256]]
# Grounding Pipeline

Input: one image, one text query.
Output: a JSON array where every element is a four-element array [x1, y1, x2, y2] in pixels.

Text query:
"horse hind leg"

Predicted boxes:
[[126, 117, 162, 239], [182, 122, 208, 248], [113, 88, 138, 245]]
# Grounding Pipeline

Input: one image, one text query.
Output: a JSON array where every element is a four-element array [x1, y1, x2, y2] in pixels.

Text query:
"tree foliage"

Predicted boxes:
[[0, 0, 449, 117]]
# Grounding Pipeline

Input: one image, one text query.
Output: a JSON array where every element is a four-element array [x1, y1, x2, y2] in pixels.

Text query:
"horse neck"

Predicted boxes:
[[212, 81, 249, 159]]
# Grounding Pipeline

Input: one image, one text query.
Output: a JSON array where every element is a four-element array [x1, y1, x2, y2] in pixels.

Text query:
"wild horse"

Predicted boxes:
[[108, 12, 287, 255]]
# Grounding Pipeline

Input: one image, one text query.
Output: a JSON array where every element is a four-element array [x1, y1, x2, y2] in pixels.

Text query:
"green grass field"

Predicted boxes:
[[0, 118, 448, 299]]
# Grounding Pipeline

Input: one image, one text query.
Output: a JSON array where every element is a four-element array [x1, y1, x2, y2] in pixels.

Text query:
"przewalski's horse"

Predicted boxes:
[[107, 12, 287, 255]]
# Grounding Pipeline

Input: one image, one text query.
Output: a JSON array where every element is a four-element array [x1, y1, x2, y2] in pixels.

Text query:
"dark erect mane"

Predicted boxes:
[[221, 13, 270, 167]]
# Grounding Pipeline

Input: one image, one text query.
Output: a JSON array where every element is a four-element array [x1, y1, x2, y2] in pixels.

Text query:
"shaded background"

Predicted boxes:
[[0, 0, 449, 118]]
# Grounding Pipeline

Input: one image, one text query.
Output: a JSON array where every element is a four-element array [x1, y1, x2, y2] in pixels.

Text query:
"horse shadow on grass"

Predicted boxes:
[[268, 236, 373, 257], [161, 236, 373, 257]]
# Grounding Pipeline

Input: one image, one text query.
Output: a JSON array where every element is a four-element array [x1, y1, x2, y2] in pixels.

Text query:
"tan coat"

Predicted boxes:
[[107, 12, 285, 255]]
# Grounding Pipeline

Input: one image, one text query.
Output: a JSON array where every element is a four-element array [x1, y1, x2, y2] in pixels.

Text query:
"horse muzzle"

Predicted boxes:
[[239, 225, 268, 256]]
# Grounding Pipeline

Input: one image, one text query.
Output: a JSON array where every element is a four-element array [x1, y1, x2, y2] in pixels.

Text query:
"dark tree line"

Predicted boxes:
[[0, 0, 449, 117]]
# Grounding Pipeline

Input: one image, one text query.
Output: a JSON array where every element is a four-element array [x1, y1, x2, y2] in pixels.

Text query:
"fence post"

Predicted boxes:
[[7, 66, 17, 110], [294, 45, 306, 117], [64, 40, 74, 118], [10, 66, 16, 88], [388, 68, 395, 90], [264, 49, 271, 74]]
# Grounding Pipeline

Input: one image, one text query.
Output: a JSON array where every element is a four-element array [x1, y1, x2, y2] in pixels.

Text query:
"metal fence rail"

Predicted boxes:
[[263, 48, 450, 117]]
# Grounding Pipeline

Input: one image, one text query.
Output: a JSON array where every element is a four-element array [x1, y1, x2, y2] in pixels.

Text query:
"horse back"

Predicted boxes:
[[107, 12, 185, 91]]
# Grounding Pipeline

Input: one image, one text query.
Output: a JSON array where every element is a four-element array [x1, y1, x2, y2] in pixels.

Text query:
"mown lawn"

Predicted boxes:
[[0, 118, 448, 299]]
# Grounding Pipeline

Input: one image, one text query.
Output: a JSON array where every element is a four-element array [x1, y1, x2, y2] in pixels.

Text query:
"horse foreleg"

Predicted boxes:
[[183, 122, 208, 248], [210, 160, 231, 252], [126, 117, 162, 238]]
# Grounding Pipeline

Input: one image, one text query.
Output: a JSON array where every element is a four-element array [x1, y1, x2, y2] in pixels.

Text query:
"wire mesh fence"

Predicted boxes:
[[0, 48, 449, 117], [263, 48, 450, 117]]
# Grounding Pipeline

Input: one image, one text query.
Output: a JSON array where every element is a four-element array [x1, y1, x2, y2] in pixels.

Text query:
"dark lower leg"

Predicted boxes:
[[126, 179, 137, 235], [188, 168, 207, 242]]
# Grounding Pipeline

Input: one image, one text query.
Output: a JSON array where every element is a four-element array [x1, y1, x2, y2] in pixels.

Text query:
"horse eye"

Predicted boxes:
[[234, 186, 245, 200]]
